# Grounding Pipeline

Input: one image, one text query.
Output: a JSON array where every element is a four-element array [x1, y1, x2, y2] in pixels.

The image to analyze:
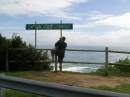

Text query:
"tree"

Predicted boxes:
[[0, 34, 9, 70], [0, 34, 52, 71]]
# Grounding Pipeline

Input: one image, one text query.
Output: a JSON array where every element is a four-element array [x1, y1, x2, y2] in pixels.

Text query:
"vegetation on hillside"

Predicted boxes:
[[0, 34, 52, 71], [94, 57, 130, 76], [114, 57, 130, 72]]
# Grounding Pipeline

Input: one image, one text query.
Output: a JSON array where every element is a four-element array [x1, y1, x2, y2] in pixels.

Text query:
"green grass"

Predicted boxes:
[[91, 84, 130, 94], [6, 89, 43, 97], [6, 71, 43, 77]]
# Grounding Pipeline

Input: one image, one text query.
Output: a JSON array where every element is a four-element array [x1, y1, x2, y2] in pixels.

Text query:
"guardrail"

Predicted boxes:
[[0, 75, 130, 97], [4, 47, 130, 72]]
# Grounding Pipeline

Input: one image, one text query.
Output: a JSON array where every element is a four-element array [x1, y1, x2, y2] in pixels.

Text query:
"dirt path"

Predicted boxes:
[[25, 72, 130, 88]]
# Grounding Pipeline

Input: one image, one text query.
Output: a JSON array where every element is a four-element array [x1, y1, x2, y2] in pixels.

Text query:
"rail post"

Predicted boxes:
[[54, 55, 58, 72], [105, 47, 109, 66], [5, 49, 9, 72]]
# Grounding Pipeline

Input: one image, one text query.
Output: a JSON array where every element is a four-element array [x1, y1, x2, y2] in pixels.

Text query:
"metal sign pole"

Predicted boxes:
[[35, 21, 37, 48], [60, 20, 62, 38]]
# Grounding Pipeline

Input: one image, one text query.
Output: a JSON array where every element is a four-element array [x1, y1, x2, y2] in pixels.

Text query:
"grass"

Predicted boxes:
[[1, 71, 130, 96], [5, 71, 58, 82], [6, 89, 43, 97], [91, 84, 130, 94]]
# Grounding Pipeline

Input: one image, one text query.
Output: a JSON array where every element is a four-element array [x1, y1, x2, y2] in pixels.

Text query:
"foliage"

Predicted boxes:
[[0, 33, 52, 71], [95, 65, 120, 76], [116, 57, 130, 64], [9, 34, 26, 48], [115, 57, 130, 72], [0, 34, 9, 70], [94, 57, 130, 76], [0, 34, 8, 49]]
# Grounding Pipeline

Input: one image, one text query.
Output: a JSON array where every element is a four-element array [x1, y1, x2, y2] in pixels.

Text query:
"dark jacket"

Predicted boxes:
[[55, 40, 67, 56]]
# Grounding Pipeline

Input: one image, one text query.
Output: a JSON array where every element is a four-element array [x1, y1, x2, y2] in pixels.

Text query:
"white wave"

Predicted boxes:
[[63, 67, 90, 72], [51, 63, 102, 73]]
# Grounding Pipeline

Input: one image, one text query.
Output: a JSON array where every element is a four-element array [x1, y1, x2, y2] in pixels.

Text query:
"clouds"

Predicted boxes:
[[0, 0, 87, 19], [1, 10, 130, 47], [1, 0, 130, 48], [75, 12, 130, 30], [72, 11, 130, 47], [96, 13, 130, 29]]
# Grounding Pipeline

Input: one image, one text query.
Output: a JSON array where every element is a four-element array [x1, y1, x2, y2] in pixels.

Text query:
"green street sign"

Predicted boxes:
[[26, 23, 73, 30]]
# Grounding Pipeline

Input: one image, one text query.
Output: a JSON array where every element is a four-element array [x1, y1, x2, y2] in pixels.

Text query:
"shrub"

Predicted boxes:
[[96, 65, 120, 76], [0, 34, 52, 71], [95, 57, 130, 76], [0, 34, 8, 70], [115, 57, 130, 72]]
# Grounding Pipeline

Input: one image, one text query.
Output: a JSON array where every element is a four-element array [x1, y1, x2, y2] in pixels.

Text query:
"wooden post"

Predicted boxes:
[[105, 47, 109, 66], [5, 49, 9, 72], [54, 55, 58, 72]]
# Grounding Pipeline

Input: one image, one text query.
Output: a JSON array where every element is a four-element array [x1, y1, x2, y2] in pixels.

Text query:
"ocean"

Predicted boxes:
[[40, 45, 130, 73]]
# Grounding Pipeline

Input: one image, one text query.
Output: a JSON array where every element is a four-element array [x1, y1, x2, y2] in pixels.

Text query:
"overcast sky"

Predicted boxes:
[[1, 0, 130, 48]]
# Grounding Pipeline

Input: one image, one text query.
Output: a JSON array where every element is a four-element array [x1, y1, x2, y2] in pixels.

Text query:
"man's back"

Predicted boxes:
[[55, 40, 67, 55]]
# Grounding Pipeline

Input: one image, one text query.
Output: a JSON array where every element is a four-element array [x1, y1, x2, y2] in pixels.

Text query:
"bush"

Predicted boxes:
[[8, 46, 52, 71], [0, 34, 52, 71], [115, 57, 130, 72], [0, 34, 8, 70], [95, 57, 130, 76], [96, 65, 120, 76]]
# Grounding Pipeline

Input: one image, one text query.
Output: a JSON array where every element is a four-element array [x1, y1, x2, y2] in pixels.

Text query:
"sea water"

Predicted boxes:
[[40, 45, 130, 73]]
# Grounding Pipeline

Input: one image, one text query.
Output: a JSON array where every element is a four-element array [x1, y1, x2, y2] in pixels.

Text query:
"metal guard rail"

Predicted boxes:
[[0, 75, 129, 97]]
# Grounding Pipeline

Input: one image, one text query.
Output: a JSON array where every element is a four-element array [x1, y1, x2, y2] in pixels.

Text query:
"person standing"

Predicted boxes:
[[55, 37, 67, 72]]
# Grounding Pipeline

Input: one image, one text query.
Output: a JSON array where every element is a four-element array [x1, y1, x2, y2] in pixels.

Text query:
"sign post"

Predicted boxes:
[[35, 21, 37, 48], [60, 21, 62, 38]]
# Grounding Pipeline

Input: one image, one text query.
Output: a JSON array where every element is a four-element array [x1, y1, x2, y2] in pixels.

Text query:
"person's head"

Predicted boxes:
[[62, 37, 66, 41]]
